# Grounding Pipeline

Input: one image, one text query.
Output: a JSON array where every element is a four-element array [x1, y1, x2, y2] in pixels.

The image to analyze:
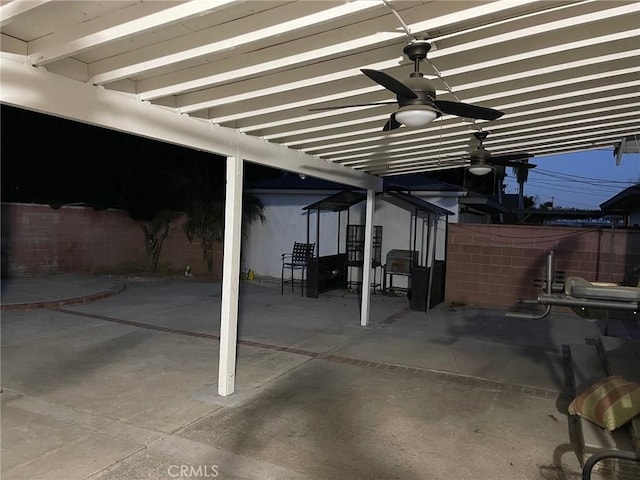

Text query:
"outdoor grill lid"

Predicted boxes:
[[386, 249, 418, 273]]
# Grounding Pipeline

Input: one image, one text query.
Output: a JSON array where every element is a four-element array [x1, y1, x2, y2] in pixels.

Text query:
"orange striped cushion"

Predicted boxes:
[[568, 376, 640, 431]]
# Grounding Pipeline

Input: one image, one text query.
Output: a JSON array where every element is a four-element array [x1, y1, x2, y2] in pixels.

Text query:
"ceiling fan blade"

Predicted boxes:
[[308, 101, 397, 111], [435, 100, 504, 121], [361, 69, 418, 99], [382, 114, 401, 131], [490, 153, 535, 164], [509, 161, 537, 168]]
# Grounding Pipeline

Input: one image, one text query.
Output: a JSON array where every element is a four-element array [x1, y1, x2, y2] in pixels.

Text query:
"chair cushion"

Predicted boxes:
[[565, 276, 640, 302], [568, 376, 640, 431]]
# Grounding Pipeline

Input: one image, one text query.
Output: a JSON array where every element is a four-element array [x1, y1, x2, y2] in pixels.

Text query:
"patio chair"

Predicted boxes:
[[281, 242, 315, 296]]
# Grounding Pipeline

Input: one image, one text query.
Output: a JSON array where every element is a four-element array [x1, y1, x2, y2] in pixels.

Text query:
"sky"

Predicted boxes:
[[502, 149, 640, 210]]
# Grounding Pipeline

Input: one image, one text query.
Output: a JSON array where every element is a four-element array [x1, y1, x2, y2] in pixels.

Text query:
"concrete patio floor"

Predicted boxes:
[[1, 274, 598, 479]]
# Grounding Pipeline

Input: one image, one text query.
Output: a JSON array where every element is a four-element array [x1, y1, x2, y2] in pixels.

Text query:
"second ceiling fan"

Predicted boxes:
[[312, 40, 504, 131], [466, 131, 536, 175]]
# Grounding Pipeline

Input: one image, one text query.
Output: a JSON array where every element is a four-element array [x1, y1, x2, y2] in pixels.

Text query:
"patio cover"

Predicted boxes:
[[2, 1, 636, 175]]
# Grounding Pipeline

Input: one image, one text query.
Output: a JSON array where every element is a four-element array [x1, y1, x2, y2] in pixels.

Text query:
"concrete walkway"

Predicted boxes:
[[1, 274, 596, 479], [1, 274, 125, 311]]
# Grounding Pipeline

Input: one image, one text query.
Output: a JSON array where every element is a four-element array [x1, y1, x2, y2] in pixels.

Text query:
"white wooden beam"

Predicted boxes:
[[218, 155, 243, 396], [28, 1, 239, 66], [360, 189, 375, 327], [89, 1, 382, 86], [175, 57, 402, 113], [185, 19, 636, 128], [0, 56, 381, 191], [232, 81, 632, 151], [135, 1, 544, 103], [429, 3, 638, 62], [1, 33, 27, 56], [0, 0, 51, 28]]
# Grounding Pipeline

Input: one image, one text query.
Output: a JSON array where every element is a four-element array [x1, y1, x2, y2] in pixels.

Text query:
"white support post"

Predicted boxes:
[[360, 189, 375, 327], [218, 156, 243, 396]]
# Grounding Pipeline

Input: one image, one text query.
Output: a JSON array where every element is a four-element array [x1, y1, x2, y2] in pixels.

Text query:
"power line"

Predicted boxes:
[[523, 176, 621, 189], [530, 169, 636, 188], [522, 179, 621, 195], [534, 167, 638, 184], [505, 177, 622, 196], [503, 155, 639, 209]]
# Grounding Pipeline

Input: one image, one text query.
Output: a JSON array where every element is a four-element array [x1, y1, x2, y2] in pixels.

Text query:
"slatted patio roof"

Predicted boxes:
[[1, 0, 638, 179]]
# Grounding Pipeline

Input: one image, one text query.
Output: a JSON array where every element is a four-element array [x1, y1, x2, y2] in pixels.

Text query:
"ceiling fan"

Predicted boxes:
[[466, 131, 535, 176], [311, 40, 504, 131]]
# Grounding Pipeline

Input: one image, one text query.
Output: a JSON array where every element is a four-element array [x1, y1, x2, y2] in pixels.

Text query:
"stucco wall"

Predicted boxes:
[[445, 223, 640, 308], [241, 191, 349, 278], [1, 203, 222, 277]]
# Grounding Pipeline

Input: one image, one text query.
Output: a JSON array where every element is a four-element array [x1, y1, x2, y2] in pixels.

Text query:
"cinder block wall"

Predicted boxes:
[[1, 203, 222, 277], [446, 224, 640, 308]]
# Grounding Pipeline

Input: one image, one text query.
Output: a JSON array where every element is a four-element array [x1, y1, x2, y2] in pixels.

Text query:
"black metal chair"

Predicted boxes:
[[281, 242, 315, 296]]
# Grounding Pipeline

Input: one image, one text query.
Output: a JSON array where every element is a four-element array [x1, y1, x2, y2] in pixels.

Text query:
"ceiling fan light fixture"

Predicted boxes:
[[394, 104, 438, 127], [468, 164, 493, 176]]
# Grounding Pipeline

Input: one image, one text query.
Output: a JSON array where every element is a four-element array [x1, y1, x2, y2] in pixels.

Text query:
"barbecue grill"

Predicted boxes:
[[385, 249, 418, 274]]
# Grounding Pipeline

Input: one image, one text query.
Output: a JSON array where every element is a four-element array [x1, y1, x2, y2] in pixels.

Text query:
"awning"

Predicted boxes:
[[303, 190, 367, 212], [600, 184, 640, 212], [459, 195, 510, 215], [383, 191, 454, 218]]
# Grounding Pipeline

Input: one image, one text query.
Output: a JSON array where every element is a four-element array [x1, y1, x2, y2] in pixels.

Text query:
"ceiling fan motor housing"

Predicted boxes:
[[398, 41, 441, 114], [397, 76, 440, 114], [471, 146, 492, 164]]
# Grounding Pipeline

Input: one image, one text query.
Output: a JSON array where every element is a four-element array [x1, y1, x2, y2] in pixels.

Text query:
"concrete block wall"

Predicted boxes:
[[1, 203, 222, 277], [446, 224, 640, 308]]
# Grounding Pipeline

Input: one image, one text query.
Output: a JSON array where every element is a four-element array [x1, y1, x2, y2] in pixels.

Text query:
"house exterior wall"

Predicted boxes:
[[445, 223, 640, 308], [1, 203, 222, 277], [242, 191, 349, 278], [242, 190, 459, 281]]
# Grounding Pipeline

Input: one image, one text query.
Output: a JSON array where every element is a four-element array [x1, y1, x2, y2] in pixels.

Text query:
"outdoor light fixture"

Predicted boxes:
[[394, 104, 439, 127], [468, 144, 493, 175], [468, 164, 493, 176]]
